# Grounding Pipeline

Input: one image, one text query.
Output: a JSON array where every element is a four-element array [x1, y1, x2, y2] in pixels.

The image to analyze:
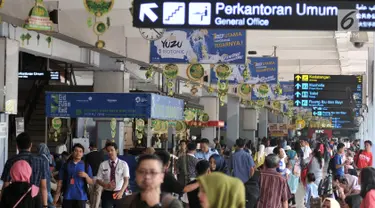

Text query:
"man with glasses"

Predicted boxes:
[[124, 154, 182, 208]]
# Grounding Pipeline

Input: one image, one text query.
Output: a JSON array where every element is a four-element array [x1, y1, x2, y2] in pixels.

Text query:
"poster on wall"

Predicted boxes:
[[211, 57, 278, 84], [150, 29, 246, 64]]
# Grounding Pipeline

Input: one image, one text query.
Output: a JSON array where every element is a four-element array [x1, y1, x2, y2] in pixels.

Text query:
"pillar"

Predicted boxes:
[[93, 70, 130, 155], [226, 96, 240, 147], [199, 96, 219, 143], [258, 108, 268, 139], [241, 108, 257, 145]]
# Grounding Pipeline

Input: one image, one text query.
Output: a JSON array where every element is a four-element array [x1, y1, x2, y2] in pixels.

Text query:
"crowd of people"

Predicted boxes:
[[0, 132, 375, 208]]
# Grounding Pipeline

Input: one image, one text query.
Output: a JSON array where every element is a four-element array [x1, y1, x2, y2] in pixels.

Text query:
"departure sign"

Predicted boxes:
[[18, 71, 60, 80], [133, 0, 375, 31], [293, 74, 362, 108]]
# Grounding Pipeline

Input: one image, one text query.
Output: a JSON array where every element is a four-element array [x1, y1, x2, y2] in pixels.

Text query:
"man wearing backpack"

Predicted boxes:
[[53, 143, 93, 208], [1, 132, 49, 208], [354, 140, 373, 170]]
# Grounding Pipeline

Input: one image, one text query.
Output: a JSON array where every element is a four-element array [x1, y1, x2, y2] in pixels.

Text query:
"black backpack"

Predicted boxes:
[[245, 171, 260, 208], [318, 173, 333, 197], [61, 161, 90, 199], [327, 155, 336, 174]]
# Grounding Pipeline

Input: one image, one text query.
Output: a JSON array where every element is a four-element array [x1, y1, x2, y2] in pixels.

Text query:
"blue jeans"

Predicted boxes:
[[48, 191, 55, 208]]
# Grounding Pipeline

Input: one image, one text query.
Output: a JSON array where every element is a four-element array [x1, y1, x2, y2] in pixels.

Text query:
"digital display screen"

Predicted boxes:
[[293, 74, 362, 108], [18, 71, 60, 80], [133, 0, 375, 31]]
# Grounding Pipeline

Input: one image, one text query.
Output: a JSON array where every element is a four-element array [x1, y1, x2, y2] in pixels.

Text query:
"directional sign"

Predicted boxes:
[[331, 117, 355, 129], [133, 0, 375, 31], [294, 74, 362, 109], [294, 83, 362, 92], [294, 74, 362, 84], [139, 3, 159, 22], [312, 110, 354, 118]]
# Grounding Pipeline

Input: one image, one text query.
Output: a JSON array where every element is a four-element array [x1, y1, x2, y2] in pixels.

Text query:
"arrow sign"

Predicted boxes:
[[139, 3, 158, 22], [295, 83, 301, 89], [295, 75, 301, 81], [295, 100, 301, 106], [313, 107, 317, 110], [313, 112, 317, 116], [295, 91, 301, 98]]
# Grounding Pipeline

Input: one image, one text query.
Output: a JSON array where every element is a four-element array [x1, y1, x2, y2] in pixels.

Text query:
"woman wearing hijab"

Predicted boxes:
[[322, 198, 341, 208], [254, 145, 266, 169], [38, 143, 54, 208], [197, 172, 245, 208], [0, 160, 39, 208], [209, 154, 229, 175]]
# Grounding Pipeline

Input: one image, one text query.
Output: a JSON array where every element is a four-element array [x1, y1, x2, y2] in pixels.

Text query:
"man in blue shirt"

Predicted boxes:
[[231, 138, 255, 183], [195, 139, 218, 161], [334, 143, 346, 177], [54, 143, 93, 208]]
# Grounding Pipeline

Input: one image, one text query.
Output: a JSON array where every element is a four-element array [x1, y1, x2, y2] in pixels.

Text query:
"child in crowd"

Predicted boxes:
[[305, 173, 319, 208]]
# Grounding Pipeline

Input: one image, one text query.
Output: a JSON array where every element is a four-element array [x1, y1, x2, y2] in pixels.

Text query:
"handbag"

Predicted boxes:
[[301, 158, 313, 187], [13, 187, 31, 208]]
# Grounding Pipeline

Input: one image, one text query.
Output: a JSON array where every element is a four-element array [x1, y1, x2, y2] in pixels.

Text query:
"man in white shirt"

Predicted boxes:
[[301, 139, 312, 165], [96, 142, 130, 208]]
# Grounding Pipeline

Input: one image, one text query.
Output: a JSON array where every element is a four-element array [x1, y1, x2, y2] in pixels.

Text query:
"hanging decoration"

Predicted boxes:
[[25, 33, 32, 45], [274, 82, 283, 96], [0, 0, 4, 8], [46, 36, 52, 48], [199, 113, 210, 123], [208, 64, 215, 94], [163, 64, 179, 96], [175, 121, 187, 134], [145, 65, 155, 80], [135, 119, 145, 144], [238, 83, 252, 104], [215, 64, 232, 106], [110, 118, 117, 138], [83, 0, 115, 49], [256, 99, 266, 108], [271, 101, 281, 112], [186, 63, 205, 94], [242, 62, 250, 81], [257, 83, 270, 97], [36, 33, 40, 45], [51, 118, 62, 142], [24, 0, 53, 31]]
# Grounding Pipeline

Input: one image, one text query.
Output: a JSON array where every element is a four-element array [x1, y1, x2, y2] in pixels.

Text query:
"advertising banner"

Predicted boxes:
[[150, 29, 246, 64], [210, 57, 278, 84]]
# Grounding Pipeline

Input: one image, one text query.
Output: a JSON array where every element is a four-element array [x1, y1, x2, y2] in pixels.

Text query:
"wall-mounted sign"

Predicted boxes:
[[133, 0, 375, 31], [18, 71, 60, 80]]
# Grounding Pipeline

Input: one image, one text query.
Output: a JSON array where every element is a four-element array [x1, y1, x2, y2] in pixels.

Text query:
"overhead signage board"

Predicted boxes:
[[18, 71, 60, 80], [331, 117, 355, 129], [133, 0, 375, 31], [294, 74, 362, 108], [311, 107, 356, 117]]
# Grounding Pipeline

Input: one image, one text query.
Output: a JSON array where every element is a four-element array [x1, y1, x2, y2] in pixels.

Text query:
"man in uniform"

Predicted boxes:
[[195, 139, 219, 161]]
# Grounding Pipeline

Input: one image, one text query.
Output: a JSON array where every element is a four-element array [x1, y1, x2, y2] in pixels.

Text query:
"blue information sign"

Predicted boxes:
[[45, 92, 184, 120]]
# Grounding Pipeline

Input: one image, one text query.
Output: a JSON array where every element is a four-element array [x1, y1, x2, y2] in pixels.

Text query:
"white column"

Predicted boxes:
[[93, 71, 130, 155], [241, 108, 257, 144], [258, 108, 268, 138], [226, 96, 240, 147], [199, 96, 219, 143]]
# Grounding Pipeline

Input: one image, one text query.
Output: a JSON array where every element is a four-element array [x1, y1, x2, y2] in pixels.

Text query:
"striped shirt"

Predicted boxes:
[[257, 168, 292, 208], [1, 151, 48, 187]]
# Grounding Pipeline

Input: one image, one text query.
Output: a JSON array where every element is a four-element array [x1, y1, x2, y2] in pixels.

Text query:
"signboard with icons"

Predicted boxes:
[[133, 0, 375, 31]]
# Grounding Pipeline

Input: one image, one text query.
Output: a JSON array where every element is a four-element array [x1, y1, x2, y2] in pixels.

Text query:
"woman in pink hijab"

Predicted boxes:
[[0, 160, 39, 208]]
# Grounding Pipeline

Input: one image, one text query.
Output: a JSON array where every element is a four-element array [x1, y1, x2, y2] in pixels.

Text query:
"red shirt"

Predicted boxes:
[[356, 151, 373, 169], [257, 168, 292, 208]]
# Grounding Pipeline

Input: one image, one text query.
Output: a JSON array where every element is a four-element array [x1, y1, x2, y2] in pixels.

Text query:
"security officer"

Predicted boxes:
[[195, 138, 219, 160]]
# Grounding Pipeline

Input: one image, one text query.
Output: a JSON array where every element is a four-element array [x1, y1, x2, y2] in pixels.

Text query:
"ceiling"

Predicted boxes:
[[5, 0, 373, 83]]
